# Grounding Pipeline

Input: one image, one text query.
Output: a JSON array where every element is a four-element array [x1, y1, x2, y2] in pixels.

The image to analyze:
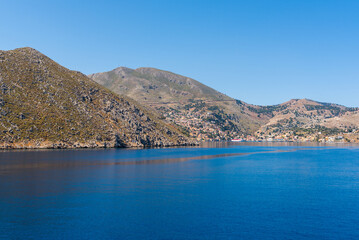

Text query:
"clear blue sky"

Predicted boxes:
[[1, 0, 358, 106]]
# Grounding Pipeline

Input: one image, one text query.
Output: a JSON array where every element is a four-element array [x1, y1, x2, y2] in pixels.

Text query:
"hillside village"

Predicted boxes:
[[153, 102, 242, 141], [255, 126, 359, 143], [148, 100, 359, 143]]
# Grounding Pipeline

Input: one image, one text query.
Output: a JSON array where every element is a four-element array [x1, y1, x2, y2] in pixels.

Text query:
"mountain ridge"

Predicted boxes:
[[90, 66, 359, 142]]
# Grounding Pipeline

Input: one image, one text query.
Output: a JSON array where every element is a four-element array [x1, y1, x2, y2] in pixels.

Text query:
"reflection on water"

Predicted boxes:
[[201, 141, 359, 148], [0, 141, 353, 174], [0, 148, 297, 172]]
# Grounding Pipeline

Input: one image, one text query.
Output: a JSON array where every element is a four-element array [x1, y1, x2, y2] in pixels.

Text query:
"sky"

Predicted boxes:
[[1, 0, 358, 106]]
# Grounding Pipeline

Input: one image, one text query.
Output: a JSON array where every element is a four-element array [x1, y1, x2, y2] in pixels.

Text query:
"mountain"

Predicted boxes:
[[254, 99, 359, 142], [89, 67, 266, 141], [89, 67, 231, 102], [90, 67, 359, 143], [0, 48, 192, 149]]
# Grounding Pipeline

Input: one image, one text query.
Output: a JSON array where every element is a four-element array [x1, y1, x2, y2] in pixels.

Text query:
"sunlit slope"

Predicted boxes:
[[0, 48, 191, 148], [90, 67, 266, 139]]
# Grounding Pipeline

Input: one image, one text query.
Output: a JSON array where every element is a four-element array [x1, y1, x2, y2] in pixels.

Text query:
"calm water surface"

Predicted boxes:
[[0, 142, 359, 239]]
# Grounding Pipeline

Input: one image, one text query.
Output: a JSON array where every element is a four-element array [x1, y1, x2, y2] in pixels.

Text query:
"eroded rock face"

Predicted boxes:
[[0, 47, 194, 149]]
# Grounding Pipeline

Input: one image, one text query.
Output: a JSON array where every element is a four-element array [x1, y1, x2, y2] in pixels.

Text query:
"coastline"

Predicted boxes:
[[0, 140, 198, 150], [2, 139, 358, 151]]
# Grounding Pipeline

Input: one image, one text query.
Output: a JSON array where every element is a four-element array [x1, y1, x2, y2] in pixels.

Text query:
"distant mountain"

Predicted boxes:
[[89, 67, 266, 140], [89, 67, 231, 102], [90, 67, 359, 142], [254, 99, 359, 141], [0, 48, 192, 149]]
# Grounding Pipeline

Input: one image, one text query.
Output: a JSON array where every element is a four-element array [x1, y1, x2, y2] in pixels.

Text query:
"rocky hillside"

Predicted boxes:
[[255, 99, 359, 142], [90, 68, 359, 142], [0, 48, 192, 149], [89, 67, 266, 141]]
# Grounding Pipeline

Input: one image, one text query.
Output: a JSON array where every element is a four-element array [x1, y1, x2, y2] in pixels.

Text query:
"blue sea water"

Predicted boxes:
[[0, 143, 359, 239]]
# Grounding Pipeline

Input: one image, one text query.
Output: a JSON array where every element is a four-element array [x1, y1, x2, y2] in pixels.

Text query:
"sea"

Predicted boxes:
[[0, 142, 359, 239]]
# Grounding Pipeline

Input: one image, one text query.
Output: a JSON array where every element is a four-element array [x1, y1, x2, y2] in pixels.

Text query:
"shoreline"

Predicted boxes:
[[0, 141, 199, 151], [1, 140, 358, 152]]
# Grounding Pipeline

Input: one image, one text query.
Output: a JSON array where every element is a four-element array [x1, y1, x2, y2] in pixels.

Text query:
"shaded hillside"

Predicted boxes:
[[89, 67, 266, 140], [0, 48, 192, 149]]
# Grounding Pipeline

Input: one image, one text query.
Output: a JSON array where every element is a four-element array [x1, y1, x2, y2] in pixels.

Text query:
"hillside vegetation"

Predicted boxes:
[[90, 68, 359, 143], [0, 48, 192, 149], [255, 99, 359, 142], [89, 67, 266, 141]]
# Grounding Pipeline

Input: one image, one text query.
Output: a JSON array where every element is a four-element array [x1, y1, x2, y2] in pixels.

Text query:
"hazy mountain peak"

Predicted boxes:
[[112, 66, 135, 74], [134, 67, 193, 83], [113, 66, 133, 71]]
